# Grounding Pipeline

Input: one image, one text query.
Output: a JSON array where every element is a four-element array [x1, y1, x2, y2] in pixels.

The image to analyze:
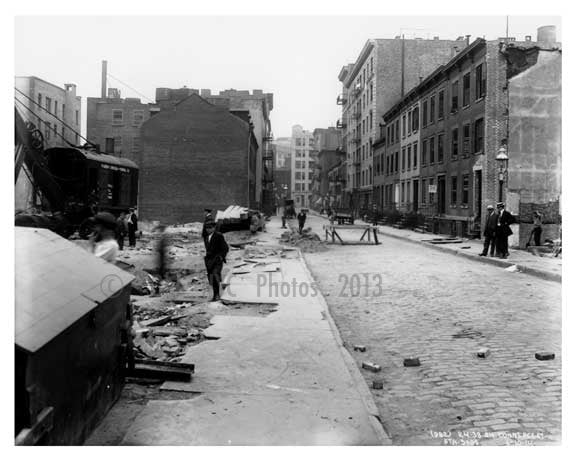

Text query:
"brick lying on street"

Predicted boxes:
[[477, 348, 490, 358], [373, 380, 384, 390], [403, 357, 421, 367], [535, 352, 555, 361], [361, 362, 381, 372], [354, 345, 367, 352]]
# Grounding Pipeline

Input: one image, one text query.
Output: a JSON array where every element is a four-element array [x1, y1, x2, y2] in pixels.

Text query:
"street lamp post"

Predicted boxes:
[[496, 146, 509, 202]]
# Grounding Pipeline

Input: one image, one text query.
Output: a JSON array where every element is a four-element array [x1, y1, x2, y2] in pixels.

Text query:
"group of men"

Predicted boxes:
[[479, 202, 514, 259], [115, 209, 139, 250]]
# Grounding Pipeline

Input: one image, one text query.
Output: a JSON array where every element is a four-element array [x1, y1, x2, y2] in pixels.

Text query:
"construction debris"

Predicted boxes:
[[477, 348, 490, 358], [279, 228, 327, 253], [403, 357, 421, 367], [535, 352, 555, 361], [362, 362, 381, 372], [353, 345, 367, 352]]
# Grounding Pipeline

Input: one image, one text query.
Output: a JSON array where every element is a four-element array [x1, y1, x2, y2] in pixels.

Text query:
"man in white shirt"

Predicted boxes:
[[89, 212, 120, 264]]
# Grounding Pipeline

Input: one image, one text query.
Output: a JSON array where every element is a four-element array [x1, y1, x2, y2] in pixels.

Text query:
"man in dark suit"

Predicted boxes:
[[127, 208, 139, 247], [495, 202, 514, 259], [479, 205, 498, 257], [204, 218, 229, 301], [201, 208, 213, 248]]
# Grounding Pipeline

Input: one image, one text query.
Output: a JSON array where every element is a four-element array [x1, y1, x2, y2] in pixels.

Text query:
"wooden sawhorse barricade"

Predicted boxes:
[[324, 224, 380, 245]]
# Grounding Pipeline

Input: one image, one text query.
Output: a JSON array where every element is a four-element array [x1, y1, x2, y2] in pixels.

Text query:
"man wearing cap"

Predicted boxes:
[[204, 218, 229, 302], [479, 205, 498, 257], [89, 212, 120, 264], [495, 202, 514, 258], [201, 208, 213, 248]]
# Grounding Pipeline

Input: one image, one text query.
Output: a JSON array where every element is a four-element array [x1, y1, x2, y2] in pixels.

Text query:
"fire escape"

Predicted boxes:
[[262, 133, 275, 215]]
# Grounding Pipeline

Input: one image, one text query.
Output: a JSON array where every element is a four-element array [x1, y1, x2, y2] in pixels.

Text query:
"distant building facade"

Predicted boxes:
[[139, 94, 258, 223], [273, 137, 292, 204], [310, 127, 343, 210], [338, 36, 469, 211], [15, 76, 81, 211], [290, 125, 316, 209], [86, 89, 159, 166]]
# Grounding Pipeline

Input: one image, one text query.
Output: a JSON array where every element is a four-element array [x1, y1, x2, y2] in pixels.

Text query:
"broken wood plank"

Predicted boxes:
[[141, 315, 173, 327], [128, 361, 194, 382], [135, 359, 195, 371], [15, 407, 54, 446], [150, 326, 188, 337]]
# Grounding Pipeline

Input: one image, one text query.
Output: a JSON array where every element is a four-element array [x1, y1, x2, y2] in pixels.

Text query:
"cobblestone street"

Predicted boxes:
[[303, 215, 561, 445]]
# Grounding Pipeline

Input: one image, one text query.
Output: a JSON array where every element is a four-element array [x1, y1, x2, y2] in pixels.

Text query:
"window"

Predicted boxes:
[[75, 110, 79, 125], [53, 123, 57, 135], [462, 174, 469, 205], [401, 182, 405, 203], [132, 136, 141, 153], [309, 161, 314, 168], [451, 81, 459, 112], [386, 156, 390, 175], [44, 122, 51, 140], [395, 151, 399, 172], [451, 176, 458, 205], [133, 110, 144, 126], [451, 128, 459, 158], [395, 120, 399, 142], [62, 103, 66, 118], [430, 95, 435, 123], [407, 145, 412, 170], [105, 138, 115, 153], [412, 107, 419, 132], [54, 101, 58, 116], [474, 118, 484, 153], [429, 136, 435, 163], [429, 178, 435, 205], [62, 126, 65, 140], [475, 63, 486, 100], [422, 100, 428, 127], [295, 172, 301, 180], [114, 136, 122, 155], [295, 183, 301, 192], [112, 109, 123, 125], [402, 115, 406, 138], [438, 134, 445, 163], [37, 93, 42, 107], [387, 126, 391, 145], [421, 179, 427, 204], [438, 90, 445, 119], [407, 111, 412, 134], [45, 97, 52, 113], [463, 124, 471, 156], [413, 142, 418, 169], [370, 83, 373, 102], [421, 139, 427, 166], [463, 73, 471, 106], [401, 147, 406, 171], [369, 111, 373, 130]]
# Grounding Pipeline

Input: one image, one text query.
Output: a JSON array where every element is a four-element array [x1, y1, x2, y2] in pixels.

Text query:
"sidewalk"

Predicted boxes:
[[120, 217, 389, 445], [309, 211, 561, 283]]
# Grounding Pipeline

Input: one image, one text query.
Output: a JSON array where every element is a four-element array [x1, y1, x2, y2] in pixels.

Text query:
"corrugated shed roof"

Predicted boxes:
[[15, 228, 134, 354]]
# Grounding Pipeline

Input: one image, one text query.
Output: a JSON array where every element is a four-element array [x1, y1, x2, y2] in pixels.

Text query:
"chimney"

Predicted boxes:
[[101, 60, 107, 99], [537, 25, 557, 44], [465, 35, 471, 45], [433, 36, 439, 40], [525, 35, 532, 42]]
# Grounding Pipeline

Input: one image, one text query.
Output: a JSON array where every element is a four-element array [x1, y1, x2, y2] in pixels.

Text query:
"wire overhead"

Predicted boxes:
[[106, 73, 155, 103]]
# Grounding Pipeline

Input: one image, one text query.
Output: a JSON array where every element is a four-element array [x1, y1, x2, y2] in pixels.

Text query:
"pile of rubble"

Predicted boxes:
[[279, 227, 327, 253]]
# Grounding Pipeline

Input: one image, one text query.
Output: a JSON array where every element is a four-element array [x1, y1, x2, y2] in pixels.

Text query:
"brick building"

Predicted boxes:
[[290, 125, 316, 209], [273, 137, 292, 204], [139, 94, 258, 223], [327, 161, 347, 209], [373, 26, 561, 243], [15, 76, 82, 211], [310, 127, 343, 210], [157, 88, 274, 212], [337, 36, 468, 212], [87, 89, 159, 165]]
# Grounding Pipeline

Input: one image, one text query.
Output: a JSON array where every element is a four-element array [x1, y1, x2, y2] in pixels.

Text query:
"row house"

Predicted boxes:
[[337, 36, 468, 212], [374, 27, 561, 244]]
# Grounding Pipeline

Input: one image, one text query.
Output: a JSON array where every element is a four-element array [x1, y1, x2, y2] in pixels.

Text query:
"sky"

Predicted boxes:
[[14, 15, 561, 139]]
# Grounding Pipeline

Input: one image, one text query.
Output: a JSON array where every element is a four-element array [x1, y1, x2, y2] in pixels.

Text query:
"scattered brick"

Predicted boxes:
[[354, 345, 367, 352], [373, 380, 384, 390], [535, 352, 555, 361], [362, 361, 381, 372], [403, 357, 421, 367], [477, 348, 490, 358]]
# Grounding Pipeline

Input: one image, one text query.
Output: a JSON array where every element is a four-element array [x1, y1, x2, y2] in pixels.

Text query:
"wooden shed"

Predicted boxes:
[[15, 228, 134, 445]]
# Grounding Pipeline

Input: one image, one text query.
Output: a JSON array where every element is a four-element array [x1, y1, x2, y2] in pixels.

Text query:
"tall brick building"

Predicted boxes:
[[290, 125, 316, 209], [139, 94, 258, 223], [311, 127, 343, 210], [156, 87, 274, 212], [373, 26, 561, 244], [337, 36, 468, 211], [15, 76, 82, 211], [273, 137, 292, 204]]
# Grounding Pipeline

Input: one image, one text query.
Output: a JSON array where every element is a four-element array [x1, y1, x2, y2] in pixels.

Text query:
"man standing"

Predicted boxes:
[[495, 202, 514, 259], [527, 211, 543, 247], [479, 205, 498, 257], [297, 209, 307, 234], [115, 211, 128, 250], [201, 208, 213, 248], [127, 208, 138, 247], [89, 212, 120, 264], [204, 218, 229, 302]]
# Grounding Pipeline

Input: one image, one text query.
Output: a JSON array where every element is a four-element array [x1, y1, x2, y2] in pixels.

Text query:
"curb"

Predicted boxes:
[[298, 250, 392, 446], [375, 227, 561, 284]]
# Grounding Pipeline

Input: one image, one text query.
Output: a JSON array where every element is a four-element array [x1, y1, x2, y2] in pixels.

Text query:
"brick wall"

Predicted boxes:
[[139, 94, 252, 224]]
